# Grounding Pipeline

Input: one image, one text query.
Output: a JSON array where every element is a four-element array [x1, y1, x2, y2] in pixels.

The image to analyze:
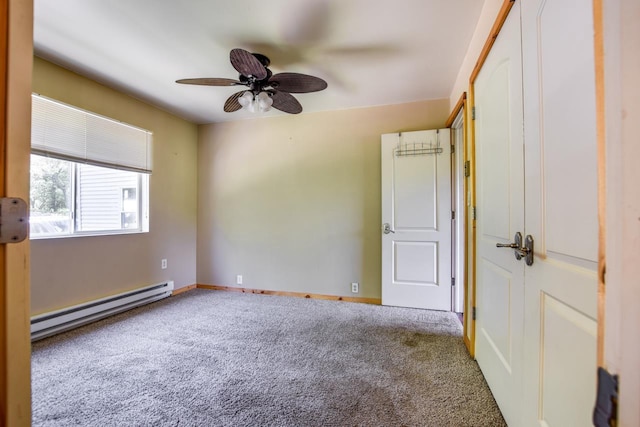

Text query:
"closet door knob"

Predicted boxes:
[[382, 223, 395, 234]]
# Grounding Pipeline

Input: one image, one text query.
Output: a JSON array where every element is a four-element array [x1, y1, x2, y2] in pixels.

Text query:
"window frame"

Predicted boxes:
[[29, 154, 150, 240], [29, 94, 152, 240]]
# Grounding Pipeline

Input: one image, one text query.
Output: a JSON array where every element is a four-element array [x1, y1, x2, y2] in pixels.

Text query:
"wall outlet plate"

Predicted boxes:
[[236, 275, 243, 285], [351, 282, 359, 293], [161, 259, 167, 269]]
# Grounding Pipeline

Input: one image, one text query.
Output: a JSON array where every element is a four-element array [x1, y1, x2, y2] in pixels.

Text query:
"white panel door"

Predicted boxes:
[[473, 3, 525, 425], [381, 129, 452, 311], [521, 0, 598, 425]]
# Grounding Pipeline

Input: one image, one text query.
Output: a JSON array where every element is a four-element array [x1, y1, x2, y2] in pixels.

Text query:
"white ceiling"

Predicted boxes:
[[34, 0, 484, 124]]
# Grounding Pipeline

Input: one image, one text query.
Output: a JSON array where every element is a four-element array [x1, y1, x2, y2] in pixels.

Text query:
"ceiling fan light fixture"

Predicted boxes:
[[238, 91, 254, 108], [256, 91, 273, 112], [237, 91, 273, 113], [177, 48, 327, 115]]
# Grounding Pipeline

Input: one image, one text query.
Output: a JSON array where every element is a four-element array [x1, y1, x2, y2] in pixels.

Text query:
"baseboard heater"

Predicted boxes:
[[30, 281, 174, 341]]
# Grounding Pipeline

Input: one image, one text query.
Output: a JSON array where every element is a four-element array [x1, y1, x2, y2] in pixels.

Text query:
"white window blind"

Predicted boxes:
[[31, 94, 153, 174]]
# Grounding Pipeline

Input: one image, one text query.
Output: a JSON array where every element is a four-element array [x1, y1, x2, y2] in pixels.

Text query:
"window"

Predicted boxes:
[[30, 95, 152, 238]]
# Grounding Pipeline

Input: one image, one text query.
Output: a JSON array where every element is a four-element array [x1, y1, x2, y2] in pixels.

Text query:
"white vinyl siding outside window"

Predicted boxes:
[[76, 164, 142, 232], [30, 94, 151, 239]]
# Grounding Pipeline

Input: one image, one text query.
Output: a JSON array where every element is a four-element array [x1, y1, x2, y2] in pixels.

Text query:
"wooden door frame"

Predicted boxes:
[[593, 0, 606, 368], [445, 93, 472, 352], [3, 0, 33, 425], [0, 1, 8, 418]]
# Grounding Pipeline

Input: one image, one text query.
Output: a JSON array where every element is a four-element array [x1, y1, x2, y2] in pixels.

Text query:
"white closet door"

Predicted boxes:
[[473, 3, 525, 425], [521, 0, 598, 425]]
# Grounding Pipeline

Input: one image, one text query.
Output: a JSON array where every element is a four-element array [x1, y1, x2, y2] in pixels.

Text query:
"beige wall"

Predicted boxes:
[[197, 100, 449, 299], [449, 0, 504, 109], [31, 58, 198, 314]]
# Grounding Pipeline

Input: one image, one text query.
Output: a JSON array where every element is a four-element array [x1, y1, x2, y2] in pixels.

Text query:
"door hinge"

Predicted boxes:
[[472, 106, 476, 120], [472, 307, 477, 320], [594, 367, 618, 427], [0, 198, 28, 244], [464, 160, 470, 177], [451, 144, 455, 154], [451, 277, 455, 287], [472, 206, 477, 220], [452, 210, 455, 220]]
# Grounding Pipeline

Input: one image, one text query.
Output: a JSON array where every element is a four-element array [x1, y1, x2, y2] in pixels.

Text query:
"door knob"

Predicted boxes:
[[496, 232, 524, 261], [495, 232, 534, 265], [495, 242, 520, 249], [382, 223, 395, 234]]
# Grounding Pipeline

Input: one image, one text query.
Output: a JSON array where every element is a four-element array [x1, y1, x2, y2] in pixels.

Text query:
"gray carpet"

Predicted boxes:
[[32, 289, 506, 426]]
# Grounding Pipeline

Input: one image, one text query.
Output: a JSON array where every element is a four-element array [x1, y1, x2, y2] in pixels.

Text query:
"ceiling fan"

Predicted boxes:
[[176, 48, 328, 115]]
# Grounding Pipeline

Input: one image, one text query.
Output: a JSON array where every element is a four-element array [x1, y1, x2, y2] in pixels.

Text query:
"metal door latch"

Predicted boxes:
[[496, 232, 535, 266], [522, 234, 534, 266], [382, 223, 395, 234], [0, 198, 28, 243], [496, 232, 523, 252]]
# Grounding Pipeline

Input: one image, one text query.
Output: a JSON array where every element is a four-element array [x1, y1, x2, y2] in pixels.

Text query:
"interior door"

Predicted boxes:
[[473, 3, 525, 425], [381, 129, 452, 311], [521, 0, 598, 425]]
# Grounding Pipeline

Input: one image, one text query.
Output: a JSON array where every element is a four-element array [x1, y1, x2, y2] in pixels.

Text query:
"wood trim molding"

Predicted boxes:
[[196, 284, 382, 305], [0, 0, 8, 420], [445, 93, 473, 356], [592, 0, 606, 367], [467, 85, 477, 358], [172, 284, 197, 296], [3, 0, 32, 424], [445, 92, 467, 128], [469, 0, 516, 85]]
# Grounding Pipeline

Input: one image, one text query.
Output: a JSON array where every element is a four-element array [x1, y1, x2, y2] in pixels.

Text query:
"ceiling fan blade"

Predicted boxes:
[[230, 48, 267, 80], [269, 73, 327, 93], [271, 91, 302, 114], [176, 78, 242, 86], [224, 91, 248, 113]]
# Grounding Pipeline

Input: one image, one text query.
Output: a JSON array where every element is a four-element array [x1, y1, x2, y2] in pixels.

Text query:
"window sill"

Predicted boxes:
[[29, 229, 149, 240]]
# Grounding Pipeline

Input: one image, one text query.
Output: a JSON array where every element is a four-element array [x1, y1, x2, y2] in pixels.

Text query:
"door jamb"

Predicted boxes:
[[446, 93, 470, 350], [0, 0, 8, 417], [592, 0, 606, 370], [3, 0, 33, 424]]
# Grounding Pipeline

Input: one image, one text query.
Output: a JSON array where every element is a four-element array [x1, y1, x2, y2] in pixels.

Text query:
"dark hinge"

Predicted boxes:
[[464, 160, 470, 177], [452, 210, 455, 220], [472, 206, 477, 220], [593, 367, 618, 427], [451, 277, 455, 287], [472, 106, 476, 120], [472, 307, 477, 320], [451, 144, 455, 154]]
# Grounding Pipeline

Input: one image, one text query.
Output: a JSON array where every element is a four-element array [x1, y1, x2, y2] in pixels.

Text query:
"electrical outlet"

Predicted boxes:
[[161, 259, 167, 269], [236, 275, 243, 285], [351, 282, 359, 293]]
